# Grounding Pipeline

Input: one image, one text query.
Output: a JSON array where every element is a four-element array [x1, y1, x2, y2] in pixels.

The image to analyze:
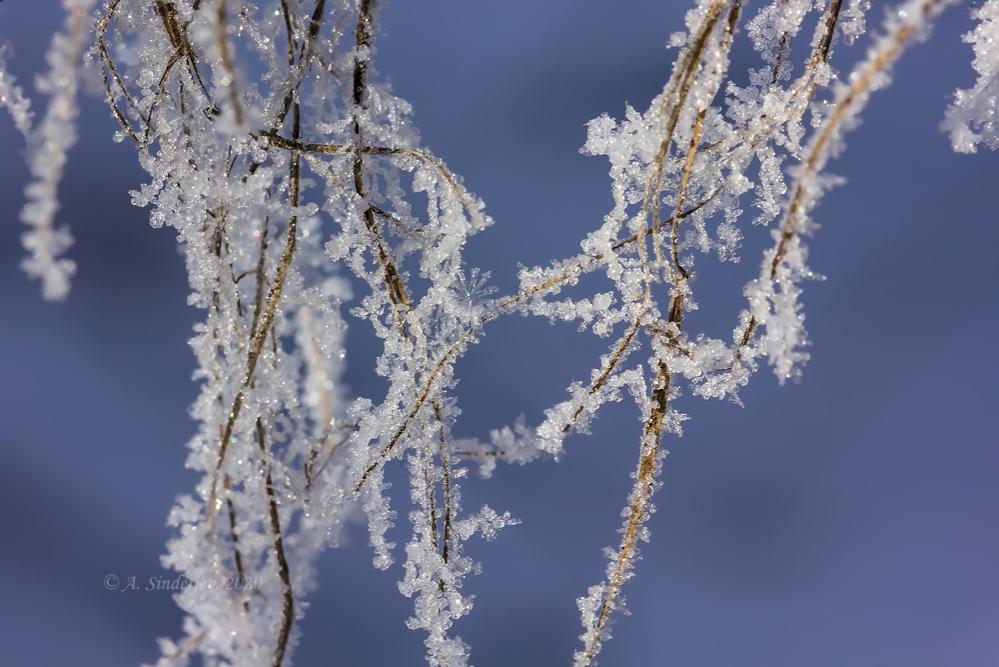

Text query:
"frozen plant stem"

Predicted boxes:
[[576, 4, 739, 664], [257, 419, 295, 667], [206, 104, 301, 519], [18, 0, 99, 301]]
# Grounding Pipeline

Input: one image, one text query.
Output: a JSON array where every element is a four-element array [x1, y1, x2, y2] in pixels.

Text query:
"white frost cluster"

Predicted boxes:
[[70, 1, 514, 664], [16, 0, 97, 301], [0, 44, 32, 136], [943, 0, 999, 153]]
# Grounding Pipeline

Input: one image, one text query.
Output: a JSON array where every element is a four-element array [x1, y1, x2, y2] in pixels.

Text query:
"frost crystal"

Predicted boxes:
[[0, 45, 32, 136], [943, 0, 999, 153]]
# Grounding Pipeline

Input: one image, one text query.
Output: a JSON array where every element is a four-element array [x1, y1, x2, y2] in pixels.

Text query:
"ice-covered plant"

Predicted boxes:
[[3, 0, 996, 665]]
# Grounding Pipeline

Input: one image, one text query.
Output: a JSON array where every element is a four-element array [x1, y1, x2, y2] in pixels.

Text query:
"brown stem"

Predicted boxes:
[[561, 314, 644, 434], [433, 403, 453, 567], [644, 0, 726, 280], [578, 364, 671, 666], [154, 1, 217, 113], [580, 6, 740, 664], [202, 205, 253, 603], [222, 475, 250, 613], [814, 0, 845, 67], [166, 629, 208, 660], [96, 0, 141, 143], [352, 328, 473, 493], [668, 109, 706, 282], [207, 105, 301, 516], [347, 0, 457, 502], [255, 420, 295, 667], [279, 0, 297, 64], [694, 0, 846, 180], [264, 127, 719, 301], [215, 0, 245, 126], [349, 0, 412, 335], [736, 0, 927, 355]]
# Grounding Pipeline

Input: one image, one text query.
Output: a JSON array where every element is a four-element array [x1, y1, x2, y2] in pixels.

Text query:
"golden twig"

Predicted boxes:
[[578, 5, 741, 664], [736, 0, 927, 353], [577, 363, 670, 667]]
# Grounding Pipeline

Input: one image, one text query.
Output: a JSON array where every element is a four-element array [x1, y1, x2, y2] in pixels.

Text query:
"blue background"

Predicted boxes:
[[1, 1, 997, 665]]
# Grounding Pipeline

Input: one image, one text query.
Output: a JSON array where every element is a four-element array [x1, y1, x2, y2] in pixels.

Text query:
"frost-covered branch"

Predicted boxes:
[[18, 0, 97, 301]]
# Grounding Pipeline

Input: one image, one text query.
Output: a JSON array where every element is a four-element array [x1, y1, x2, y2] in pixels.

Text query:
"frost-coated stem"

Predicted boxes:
[[351, 0, 412, 328], [736, 0, 952, 362], [576, 4, 740, 664], [256, 419, 295, 667], [207, 104, 301, 517], [19, 0, 97, 301], [576, 364, 671, 667]]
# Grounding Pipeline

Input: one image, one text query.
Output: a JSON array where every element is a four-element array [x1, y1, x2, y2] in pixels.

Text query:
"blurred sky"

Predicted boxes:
[[1, 1, 998, 666]]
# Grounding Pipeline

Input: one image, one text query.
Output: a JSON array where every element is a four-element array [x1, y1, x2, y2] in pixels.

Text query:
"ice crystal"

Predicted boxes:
[[0, 45, 32, 137], [943, 0, 999, 153]]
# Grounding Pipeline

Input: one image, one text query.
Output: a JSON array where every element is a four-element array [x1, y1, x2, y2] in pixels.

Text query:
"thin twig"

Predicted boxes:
[[736, 0, 921, 353], [215, 0, 245, 126], [578, 4, 740, 663], [207, 106, 302, 516], [255, 419, 295, 667], [577, 363, 670, 666]]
